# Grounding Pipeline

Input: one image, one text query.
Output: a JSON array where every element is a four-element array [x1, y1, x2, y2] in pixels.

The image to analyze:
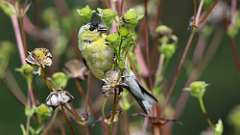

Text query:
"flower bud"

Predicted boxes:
[[187, 81, 208, 98], [36, 104, 52, 118], [106, 33, 120, 44], [214, 119, 223, 135], [16, 64, 34, 82], [77, 5, 94, 23], [50, 72, 69, 90], [156, 25, 172, 35], [123, 8, 143, 28], [159, 43, 176, 59], [101, 8, 116, 27]]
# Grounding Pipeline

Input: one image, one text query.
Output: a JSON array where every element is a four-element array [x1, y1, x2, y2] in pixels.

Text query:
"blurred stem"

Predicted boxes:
[[199, 0, 219, 25], [174, 29, 223, 120], [164, 29, 196, 104], [11, 15, 26, 64], [143, 0, 153, 89], [27, 78, 36, 106], [25, 115, 31, 135], [198, 97, 214, 129], [3, 70, 27, 105], [154, 54, 165, 88], [61, 106, 75, 135], [74, 79, 85, 97], [42, 109, 59, 135]]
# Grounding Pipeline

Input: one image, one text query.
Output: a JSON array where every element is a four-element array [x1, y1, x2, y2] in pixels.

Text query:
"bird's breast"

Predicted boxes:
[[81, 42, 114, 79]]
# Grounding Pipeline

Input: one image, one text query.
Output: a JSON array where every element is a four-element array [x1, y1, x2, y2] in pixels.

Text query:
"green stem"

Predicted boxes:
[[198, 97, 214, 129], [25, 115, 31, 135]]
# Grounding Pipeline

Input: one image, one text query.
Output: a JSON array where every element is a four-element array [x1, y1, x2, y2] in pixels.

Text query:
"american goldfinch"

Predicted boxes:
[[78, 21, 158, 113]]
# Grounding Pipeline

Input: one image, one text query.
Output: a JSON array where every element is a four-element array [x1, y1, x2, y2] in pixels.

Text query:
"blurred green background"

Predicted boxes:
[[0, 0, 240, 135]]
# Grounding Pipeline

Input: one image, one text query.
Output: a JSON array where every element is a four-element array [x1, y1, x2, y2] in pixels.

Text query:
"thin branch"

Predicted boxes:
[[198, 0, 219, 25], [164, 30, 196, 104], [3, 70, 27, 105]]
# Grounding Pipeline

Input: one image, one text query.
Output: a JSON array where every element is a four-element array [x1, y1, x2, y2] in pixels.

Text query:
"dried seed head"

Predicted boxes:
[[46, 90, 74, 107], [26, 48, 52, 68]]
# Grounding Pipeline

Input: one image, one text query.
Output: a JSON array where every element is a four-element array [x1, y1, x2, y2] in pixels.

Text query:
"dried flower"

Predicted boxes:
[[101, 70, 123, 95], [64, 59, 88, 80], [46, 90, 74, 107], [26, 48, 52, 68]]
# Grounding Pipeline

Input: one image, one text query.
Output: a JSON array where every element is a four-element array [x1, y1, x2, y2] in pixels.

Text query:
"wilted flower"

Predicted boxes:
[[26, 48, 52, 68], [101, 70, 123, 95], [64, 59, 88, 80], [46, 90, 74, 107]]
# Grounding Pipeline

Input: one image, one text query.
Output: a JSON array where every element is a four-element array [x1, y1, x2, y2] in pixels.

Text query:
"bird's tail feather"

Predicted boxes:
[[123, 74, 158, 114]]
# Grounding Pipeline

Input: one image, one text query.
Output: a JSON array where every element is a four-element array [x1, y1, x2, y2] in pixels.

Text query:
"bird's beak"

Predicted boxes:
[[97, 24, 108, 32]]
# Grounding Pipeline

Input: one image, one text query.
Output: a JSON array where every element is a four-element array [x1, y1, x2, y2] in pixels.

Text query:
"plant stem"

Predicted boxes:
[[198, 0, 219, 25], [198, 97, 214, 129], [164, 30, 196, 104], [11, 15, 26, 64], [61, 106, 75, 135], [25, 115, 31, 135]]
